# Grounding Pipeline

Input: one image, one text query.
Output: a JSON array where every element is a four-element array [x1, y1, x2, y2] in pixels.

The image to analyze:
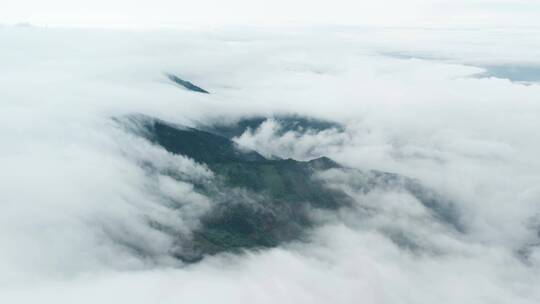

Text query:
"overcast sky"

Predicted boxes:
[[2, 0, 540, 28]]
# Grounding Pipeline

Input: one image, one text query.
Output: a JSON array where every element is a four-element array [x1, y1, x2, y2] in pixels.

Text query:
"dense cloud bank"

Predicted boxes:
[[1, 26, 540, 303]]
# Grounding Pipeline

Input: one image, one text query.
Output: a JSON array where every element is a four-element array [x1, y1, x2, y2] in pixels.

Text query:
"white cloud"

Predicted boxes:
[[1, 25, 540, 302]]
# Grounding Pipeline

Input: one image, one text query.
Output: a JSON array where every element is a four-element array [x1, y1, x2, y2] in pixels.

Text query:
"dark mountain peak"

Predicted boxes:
[[166, 73, 210, 94]]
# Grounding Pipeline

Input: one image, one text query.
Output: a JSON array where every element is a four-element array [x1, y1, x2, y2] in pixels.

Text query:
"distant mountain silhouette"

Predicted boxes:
[[166, 74, 210, 93]]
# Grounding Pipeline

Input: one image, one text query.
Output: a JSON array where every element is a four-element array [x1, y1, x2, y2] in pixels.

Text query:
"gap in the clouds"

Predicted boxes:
[[380, 51, 540, 85], [474, 65, 540, 85], [112, 113, 466, 264]]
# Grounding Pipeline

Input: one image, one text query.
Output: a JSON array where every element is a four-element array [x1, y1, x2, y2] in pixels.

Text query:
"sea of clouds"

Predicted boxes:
[[1, 25, 540, 303]]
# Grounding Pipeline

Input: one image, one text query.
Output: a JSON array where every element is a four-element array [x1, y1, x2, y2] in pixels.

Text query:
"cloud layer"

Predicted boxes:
[[1, 25, 540, 303]]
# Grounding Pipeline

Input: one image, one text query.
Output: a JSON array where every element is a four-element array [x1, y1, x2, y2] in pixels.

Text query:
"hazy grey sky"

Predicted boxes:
[[2, 0, 540, 28]]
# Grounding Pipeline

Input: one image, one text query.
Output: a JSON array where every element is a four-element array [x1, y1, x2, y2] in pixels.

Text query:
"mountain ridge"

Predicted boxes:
[[117, 114, 462, 262]]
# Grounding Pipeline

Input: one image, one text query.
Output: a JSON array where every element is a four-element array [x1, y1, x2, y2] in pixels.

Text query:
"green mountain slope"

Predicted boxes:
[[119, 115, 461, 262]]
